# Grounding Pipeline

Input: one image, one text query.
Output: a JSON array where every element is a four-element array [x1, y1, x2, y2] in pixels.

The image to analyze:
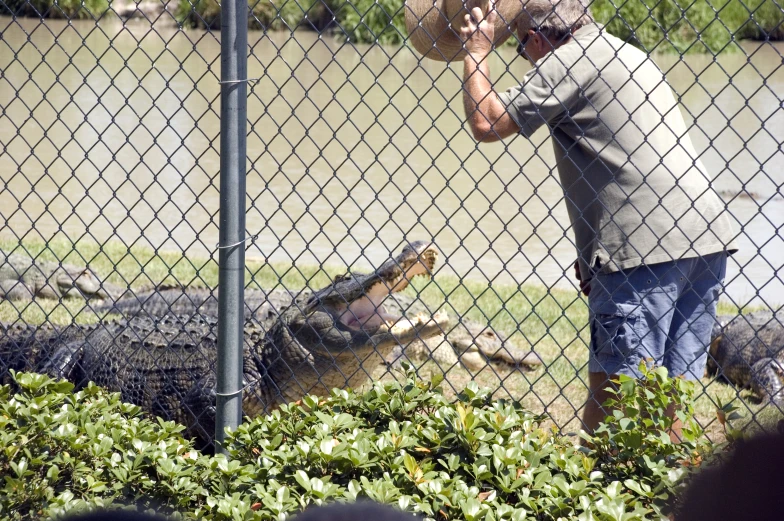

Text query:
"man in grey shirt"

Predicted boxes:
[[460, 0, 737, 439]]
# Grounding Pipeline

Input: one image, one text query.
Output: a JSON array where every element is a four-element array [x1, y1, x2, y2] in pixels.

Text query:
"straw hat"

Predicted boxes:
[[405, 0, 525, 61]]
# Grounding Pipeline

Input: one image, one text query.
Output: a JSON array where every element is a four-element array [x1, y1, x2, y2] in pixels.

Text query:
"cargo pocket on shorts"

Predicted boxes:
[[590, 300, 642, 362]]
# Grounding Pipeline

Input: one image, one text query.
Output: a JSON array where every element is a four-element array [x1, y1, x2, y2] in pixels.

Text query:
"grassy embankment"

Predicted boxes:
[[1, 237, 780, 443], [4, 0, 784, 53], [173, 0, 784, 55]]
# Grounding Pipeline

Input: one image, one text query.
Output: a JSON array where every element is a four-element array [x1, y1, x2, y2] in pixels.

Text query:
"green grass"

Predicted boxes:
[[1, 237, 780, 443]]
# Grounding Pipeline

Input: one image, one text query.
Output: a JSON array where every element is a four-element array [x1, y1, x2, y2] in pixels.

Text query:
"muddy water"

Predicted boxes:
[[0, 16, 782, 307]]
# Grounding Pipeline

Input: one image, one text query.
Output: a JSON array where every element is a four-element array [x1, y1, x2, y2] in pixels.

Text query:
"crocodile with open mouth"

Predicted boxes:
[[91, 279, 544, 372], [0, 241, 448, 449]]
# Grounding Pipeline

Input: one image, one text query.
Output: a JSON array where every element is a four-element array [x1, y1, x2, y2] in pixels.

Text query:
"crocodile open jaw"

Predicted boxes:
[[341, 255, 436, 330], [309, 241, 439, 333]]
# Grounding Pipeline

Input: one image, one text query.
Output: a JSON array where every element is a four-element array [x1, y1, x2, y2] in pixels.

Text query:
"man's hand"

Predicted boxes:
[[460, 0, 497, 59], [574, 259, 591, 297]]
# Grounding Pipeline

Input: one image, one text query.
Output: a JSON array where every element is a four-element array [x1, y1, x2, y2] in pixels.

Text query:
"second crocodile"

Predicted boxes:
[[0, 250, 124, 302], [709, 310, 784, 402]]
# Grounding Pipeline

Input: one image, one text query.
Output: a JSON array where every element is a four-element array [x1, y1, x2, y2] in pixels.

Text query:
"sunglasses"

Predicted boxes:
[[516, 31, 533, 55]]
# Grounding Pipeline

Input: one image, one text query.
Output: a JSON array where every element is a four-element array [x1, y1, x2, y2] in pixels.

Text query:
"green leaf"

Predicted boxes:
[[403, 453, 418, 476], [461, 498, 482, 521], [623, 479, 652, 497], [294, 470, 312, 491], [319, 438, 335, 456]]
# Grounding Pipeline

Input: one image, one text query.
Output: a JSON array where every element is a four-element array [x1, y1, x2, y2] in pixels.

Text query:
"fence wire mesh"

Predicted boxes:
[[0, 0, 782, 449]]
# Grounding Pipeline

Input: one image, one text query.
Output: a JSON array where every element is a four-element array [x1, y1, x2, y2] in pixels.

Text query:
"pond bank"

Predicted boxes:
[[5, 0, 784, 52]]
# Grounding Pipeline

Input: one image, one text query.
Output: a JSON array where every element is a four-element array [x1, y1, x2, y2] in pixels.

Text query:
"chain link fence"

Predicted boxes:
[[0, 0, 782, 448]]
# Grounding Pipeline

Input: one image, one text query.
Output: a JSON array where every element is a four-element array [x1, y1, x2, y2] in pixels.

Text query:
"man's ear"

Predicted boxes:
[[531, 31, 545, 50]]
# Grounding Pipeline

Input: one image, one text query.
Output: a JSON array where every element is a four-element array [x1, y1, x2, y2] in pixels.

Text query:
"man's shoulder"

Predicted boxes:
[[559, 24, 649, 62], [552, 24, 659, 81], [541, 24, 606, 75]]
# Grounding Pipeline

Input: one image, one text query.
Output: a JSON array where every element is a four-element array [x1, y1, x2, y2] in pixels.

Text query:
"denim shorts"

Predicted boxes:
[[587, 252, 728, 380]]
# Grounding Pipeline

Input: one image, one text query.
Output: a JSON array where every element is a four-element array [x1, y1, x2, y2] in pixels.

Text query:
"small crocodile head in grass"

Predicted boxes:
[[0, 251, 122, 302]]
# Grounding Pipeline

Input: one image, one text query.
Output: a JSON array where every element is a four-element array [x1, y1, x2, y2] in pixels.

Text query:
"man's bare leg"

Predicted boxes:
[[581, 371, 617, 445], [665, 402, 683, 442], [582, 371, 684, 444]]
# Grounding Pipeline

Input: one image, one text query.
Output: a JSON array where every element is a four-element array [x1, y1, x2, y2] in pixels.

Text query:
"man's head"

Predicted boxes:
[[515, 0, 593, 64]]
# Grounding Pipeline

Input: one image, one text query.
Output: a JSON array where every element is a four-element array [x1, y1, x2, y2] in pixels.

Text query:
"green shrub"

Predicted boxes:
[[173, 0, 784, 50], [583, 364, 715, 513], [176, 0, 334, 31], [332, 0, 407, 44], [6, 0, 784, 50], [738, 0, 784, 39], [1, 367, 715, 520], [176, 0, 407, 43], [0, 372, 202, 520], [3, 0, 109, 19], [590, 0, 784, 53]]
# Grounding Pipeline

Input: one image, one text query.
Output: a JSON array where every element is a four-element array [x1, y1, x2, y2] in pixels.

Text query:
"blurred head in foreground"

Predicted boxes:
[[675, 431, 784, 521], [291, 501, 420, 521]]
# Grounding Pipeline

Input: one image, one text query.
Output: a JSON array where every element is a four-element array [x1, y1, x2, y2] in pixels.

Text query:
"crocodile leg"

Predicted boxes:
[[38, 340, 85, 381], [180, 375, 218, 451], [749, 357, 784, 403], [56, 268, 124, 301], [0, 279, 36, 300], [34, 267, 66, 300]]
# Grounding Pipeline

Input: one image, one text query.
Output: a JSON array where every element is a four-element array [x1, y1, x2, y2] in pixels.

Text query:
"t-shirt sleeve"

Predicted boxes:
[[497, 56, 581, 138]]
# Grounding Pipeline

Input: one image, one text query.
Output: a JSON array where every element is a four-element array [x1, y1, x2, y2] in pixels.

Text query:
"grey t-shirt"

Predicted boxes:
[[497, 23, 738, 278]]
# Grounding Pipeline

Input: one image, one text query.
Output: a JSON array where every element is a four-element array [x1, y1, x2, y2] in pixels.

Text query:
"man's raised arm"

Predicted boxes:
[[461, 0, 521, 142]]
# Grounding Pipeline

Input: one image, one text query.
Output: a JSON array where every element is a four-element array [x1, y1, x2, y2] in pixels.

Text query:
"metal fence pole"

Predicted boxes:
[[215, 0, 248, 455]]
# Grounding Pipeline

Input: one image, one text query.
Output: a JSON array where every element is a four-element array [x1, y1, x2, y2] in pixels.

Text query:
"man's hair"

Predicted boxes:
[[515, 0, 594, 42]]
